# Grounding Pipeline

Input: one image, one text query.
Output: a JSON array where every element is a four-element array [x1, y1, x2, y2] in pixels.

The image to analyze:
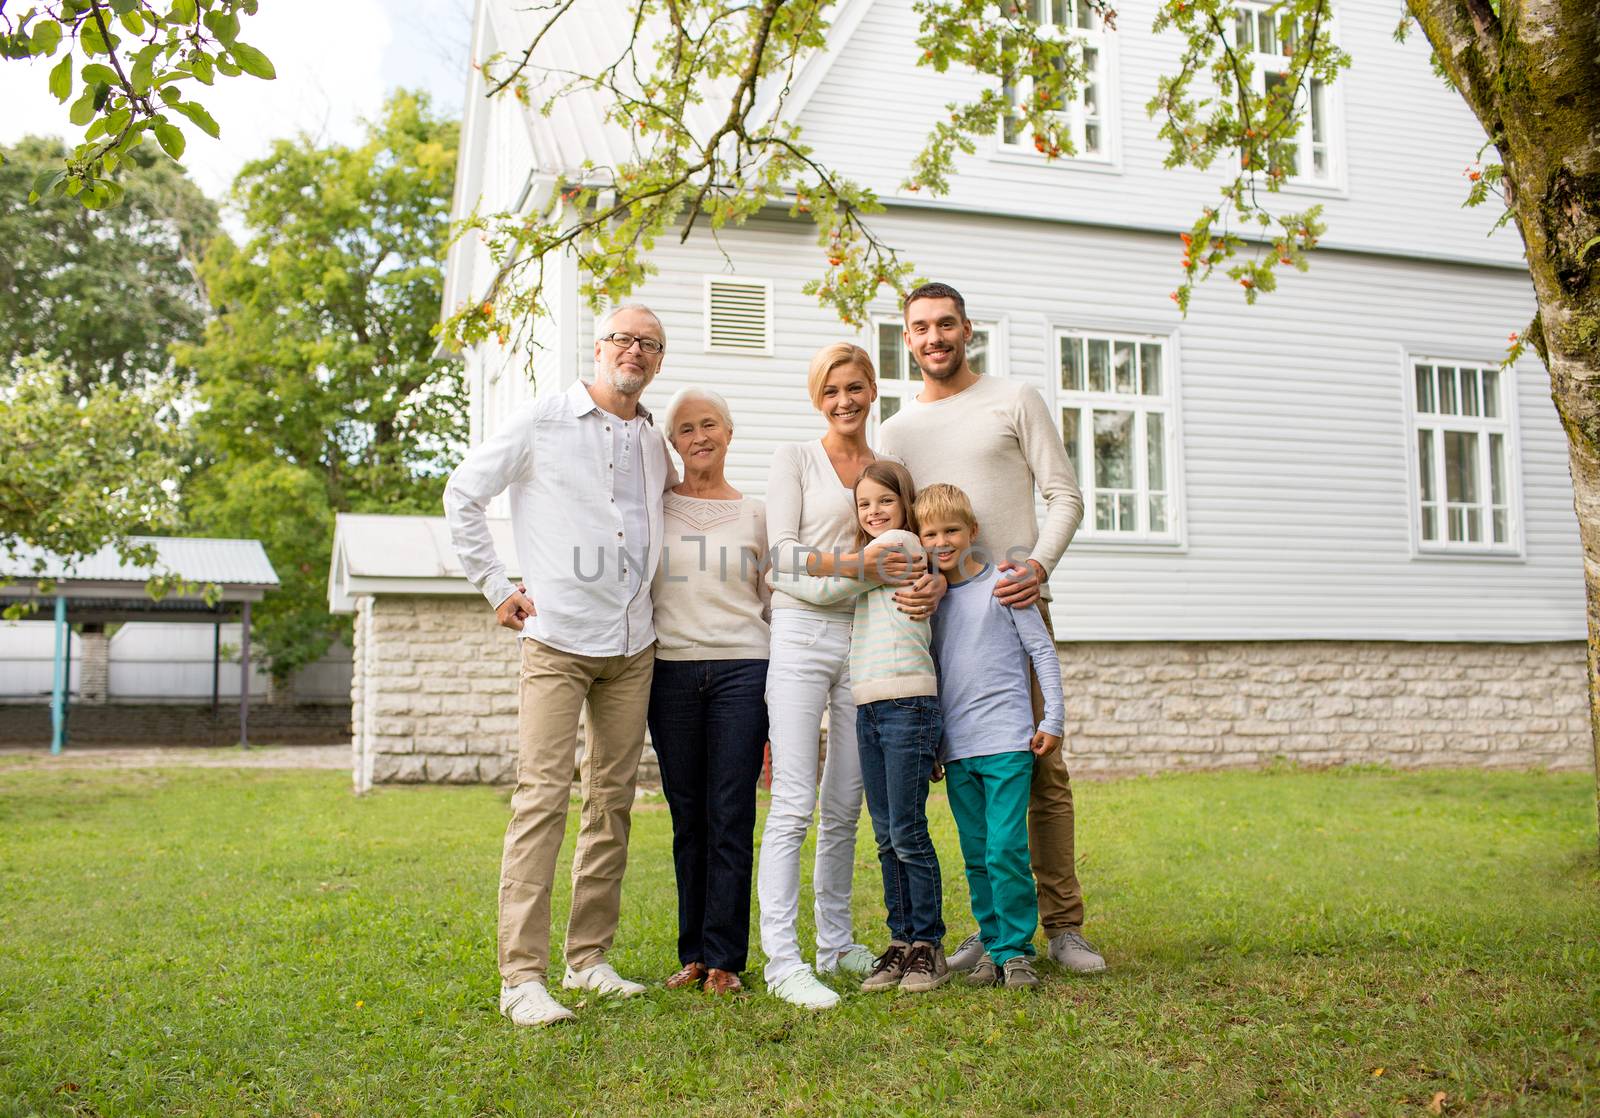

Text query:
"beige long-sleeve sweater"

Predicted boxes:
[[877, 374, 1083, 597]]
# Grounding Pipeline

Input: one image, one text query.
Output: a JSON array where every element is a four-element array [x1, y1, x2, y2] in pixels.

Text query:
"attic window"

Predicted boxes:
[[704, 277, 773, 354]]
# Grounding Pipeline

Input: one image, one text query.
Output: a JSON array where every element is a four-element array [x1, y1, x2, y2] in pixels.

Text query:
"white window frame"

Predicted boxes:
[[994, 0, 1116, 166], [868, 316, 1004, 432], [1052, 325, 1184, 547], [1403, 353, 1524, 558], [1228, 0, 1343, 192]]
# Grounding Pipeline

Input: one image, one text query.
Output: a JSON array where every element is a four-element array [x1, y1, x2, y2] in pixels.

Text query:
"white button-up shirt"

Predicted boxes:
[[444, 379, 676, 657]]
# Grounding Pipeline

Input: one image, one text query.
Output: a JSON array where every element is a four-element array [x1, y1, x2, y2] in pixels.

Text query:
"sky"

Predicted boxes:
[[0, 0, 474, 205]]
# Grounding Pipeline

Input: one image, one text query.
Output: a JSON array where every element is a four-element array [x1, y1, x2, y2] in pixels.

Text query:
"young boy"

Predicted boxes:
[[916, 483, 1065, 988]]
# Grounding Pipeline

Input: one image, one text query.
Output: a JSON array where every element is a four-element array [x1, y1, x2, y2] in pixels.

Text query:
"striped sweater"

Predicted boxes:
[[771, 529, 937, 705]]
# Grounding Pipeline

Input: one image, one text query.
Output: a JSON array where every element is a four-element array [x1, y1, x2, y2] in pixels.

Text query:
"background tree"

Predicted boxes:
[[178, 90, 464, 683], [0, 135, 216, 395]]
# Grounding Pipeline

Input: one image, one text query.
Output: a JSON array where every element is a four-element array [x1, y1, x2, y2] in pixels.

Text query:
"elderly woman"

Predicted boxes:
[[757, 342, 936, 1010], [647, 386, 770, 995]]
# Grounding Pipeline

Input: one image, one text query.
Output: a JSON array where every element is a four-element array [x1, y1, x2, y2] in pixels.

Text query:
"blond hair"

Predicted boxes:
[[806, 342, 876, 411], [853, 460, 919, 550], [913, 483, 977, 533]]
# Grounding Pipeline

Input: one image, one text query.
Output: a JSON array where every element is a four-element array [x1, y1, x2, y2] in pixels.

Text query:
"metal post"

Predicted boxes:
[[238, 601, 251, 749], [49, 595, 67, 755], [211, 619, 221, 713]]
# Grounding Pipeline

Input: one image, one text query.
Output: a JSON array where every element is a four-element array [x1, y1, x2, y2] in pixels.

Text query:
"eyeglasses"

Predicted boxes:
[[600, 332, 665, 356]]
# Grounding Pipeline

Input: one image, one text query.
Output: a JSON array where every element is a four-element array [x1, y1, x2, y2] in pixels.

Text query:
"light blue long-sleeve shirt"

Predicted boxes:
[[930, 564, 1066, 762]]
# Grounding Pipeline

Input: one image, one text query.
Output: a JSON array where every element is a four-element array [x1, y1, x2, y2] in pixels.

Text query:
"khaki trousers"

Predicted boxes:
[[498, 638, 655, 986], [1028, 600, 1085, 934]]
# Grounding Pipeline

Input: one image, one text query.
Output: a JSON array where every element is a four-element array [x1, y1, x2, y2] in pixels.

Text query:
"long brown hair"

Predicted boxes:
[[853, 460, 919, 550]]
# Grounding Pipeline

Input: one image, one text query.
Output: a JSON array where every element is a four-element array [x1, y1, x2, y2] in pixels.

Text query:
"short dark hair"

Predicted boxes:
[[903, 282, 967, 322]]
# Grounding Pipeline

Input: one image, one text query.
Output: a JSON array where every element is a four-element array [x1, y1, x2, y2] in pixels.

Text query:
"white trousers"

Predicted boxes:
[[757, 611, 865, 985]]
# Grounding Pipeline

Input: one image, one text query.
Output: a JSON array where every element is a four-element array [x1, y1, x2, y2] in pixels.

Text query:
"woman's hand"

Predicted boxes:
[[893, 570, 947, 619], [863, 536, 927, 585]]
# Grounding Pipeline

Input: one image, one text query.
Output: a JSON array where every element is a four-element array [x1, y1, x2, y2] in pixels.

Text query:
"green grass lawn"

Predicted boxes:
[[1, 764, 1597, 1117]]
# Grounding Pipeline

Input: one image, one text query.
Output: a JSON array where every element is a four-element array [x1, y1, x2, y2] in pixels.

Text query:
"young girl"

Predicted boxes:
[[782, 461, 948, 993]]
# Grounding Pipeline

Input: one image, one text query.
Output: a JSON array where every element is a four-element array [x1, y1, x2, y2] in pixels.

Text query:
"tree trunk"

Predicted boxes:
[[1408, 0, 1600, 847]]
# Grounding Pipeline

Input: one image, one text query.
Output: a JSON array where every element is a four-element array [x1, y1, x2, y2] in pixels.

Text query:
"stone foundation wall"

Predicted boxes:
[[350, 594, 1590, 789]]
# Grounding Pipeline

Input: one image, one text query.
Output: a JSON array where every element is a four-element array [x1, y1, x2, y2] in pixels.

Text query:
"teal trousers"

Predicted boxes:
[[945, 750, 1038, 965]]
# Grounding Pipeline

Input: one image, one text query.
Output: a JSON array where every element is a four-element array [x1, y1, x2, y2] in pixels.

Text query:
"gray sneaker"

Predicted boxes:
[[1002, 956, 1039, 988], [897, 941, 950, 993], [947, 932, 985, 973], [963, 951, 998, 987], [860, 942, 909, 992], [1048, 929, 1107, 974]]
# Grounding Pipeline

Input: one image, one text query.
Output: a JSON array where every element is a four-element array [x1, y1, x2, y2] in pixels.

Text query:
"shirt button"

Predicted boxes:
[[616, 532, 623, 539], [608, 463, 613, 469]]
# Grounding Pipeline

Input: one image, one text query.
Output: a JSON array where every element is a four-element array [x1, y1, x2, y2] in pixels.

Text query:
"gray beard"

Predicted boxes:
[[603, 367, 646, 395]]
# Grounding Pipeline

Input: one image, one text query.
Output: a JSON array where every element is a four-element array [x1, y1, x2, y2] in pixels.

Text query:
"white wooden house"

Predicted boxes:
[[334, 0, 1589, 788]]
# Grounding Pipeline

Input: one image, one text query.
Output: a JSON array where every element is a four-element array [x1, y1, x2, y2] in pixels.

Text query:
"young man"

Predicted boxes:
[[877, 282, 1107, 974], [444, 304, 678, 1026]]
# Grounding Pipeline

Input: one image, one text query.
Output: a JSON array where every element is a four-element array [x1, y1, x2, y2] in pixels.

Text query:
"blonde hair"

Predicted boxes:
[[913, 483, 977, 533], [806, 342, 876, 411], [854, 460, 919, 550]]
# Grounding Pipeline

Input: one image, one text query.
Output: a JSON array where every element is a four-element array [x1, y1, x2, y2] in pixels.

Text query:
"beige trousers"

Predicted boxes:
[[1028, 600, 1085, 934], [498, 638, 655, 987]]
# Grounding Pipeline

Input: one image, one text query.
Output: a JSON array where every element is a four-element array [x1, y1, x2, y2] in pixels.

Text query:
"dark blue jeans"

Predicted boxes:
[[856, 695, 945, 945], [646, 657, 768, 973]]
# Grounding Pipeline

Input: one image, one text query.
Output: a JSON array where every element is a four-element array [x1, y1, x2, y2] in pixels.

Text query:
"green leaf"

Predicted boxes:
[[203, 10, 240, 44], [28, 168, 68, 204], [79, 19, 112, 56], [48, 53, 73, 101], [119, 8, 146, 35], [214, 55, 241, 77], [131, 53, 155, 92], [68, 89, 97, 126], [30, 19, 62, 55], [82, 63, 120, 87], [172, 0, 198, 24], [229, 42, 275, 80], [189, 53, 215, 85], [154, 121, 186, 159], [171, 99, 221, 138]]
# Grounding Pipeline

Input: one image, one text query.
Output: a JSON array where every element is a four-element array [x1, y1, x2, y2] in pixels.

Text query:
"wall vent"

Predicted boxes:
[[704, 277, 774, 353]]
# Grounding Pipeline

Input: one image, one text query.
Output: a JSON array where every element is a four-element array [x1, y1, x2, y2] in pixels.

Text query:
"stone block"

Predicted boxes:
[[424, 755, 481, 784], [373, 752, 426, 783]]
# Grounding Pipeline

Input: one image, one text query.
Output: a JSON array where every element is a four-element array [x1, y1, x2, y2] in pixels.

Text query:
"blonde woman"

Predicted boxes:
[[757, 342, 939, 1009]]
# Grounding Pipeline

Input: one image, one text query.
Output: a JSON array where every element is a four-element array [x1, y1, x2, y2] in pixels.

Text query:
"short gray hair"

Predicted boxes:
[[595, 302, 666, 346], [663, 385, 734, 435]]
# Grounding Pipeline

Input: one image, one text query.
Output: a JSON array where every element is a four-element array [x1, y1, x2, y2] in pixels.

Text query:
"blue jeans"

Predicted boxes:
[[856, 696, 945, 945], [646, 657, 768, 973]]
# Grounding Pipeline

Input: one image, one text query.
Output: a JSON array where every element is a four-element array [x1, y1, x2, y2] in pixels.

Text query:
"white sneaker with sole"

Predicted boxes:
[[768, 967, 841, 1010], [1047, 929, 1107, 974], [500, 980, 576, 1027], [562, 961, 647, 998], [817, 944, 874, 978]]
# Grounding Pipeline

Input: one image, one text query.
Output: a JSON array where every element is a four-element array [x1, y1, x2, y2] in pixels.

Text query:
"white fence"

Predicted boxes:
[[0, 620, 352, 703]]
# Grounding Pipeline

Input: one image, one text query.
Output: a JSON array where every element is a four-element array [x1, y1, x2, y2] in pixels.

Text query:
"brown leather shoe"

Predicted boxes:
[[665, 962, 707, 990], [703, 968, 743, 995]]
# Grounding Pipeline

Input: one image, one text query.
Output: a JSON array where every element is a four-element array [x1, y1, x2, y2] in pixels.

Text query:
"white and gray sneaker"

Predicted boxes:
[[499, 980, 576, 1027], [562, 961, 648, 998], [947, 932, 986, 974], [817, 944, 875, 979], [1048, 929, 1107, 973], [768, 967, 841, 1010]]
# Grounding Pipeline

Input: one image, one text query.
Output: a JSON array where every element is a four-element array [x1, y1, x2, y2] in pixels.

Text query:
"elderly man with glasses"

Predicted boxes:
[[445, 304, 678, 1027]]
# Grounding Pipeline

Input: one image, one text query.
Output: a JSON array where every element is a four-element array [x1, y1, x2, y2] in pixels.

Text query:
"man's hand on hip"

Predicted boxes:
[[993, 559, 1046, 609], [495, 585, 537, 631]]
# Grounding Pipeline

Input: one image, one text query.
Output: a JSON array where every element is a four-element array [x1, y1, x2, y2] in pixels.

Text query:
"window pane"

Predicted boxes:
[[1459, 367, 1480, 416], [1114, 341, 1136, 394], [1437, 366, 1457, 414], [1263, 72, 1297, 176], [877, 323, 902, 381], [1235, 13, 1254, 49], [1084, 121, 1101, 153], [966, 328, 988, 377], [1258, 11, 1276, 54], [1093, 410, 1134, 489], [1444, 430, 1479, 503], [1415, 365, 1435, 413], [1117, 493, 1136, 531], [1061, 336, 1084, 391], [1082, 48, 1100, 114], [880, 395, 901, 421], [1076, 0, 1094, 29], [1147, 412, 1166, 491], [1149, 493, 1168, 533], [1094, 492, 1116, 532], [1482, 368, 1500, 417], [1087, 339, 1110, 393], [1417, 428, 1436, 502], [1489, 432, 1506, 505], [1140, 343, 1163, 396], [1061, 408, 1081, 474], [1309, 79, 1324, 142], [1493, 509, 1508, 544], [1448, 506, 1466, 542], [1465, 507, 1482, 542], [1052, 0, 1068, 26], [1420, 505, 1437, 542]]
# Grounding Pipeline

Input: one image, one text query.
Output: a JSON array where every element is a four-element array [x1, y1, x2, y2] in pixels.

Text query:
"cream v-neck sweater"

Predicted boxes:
[[651, 493, 771, 660]]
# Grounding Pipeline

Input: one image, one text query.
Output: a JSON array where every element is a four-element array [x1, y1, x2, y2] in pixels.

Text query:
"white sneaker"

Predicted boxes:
[[817, 944, 874, 978], [768, 967, 841, 1010], [499, 980, 576, 1027], [562, 961, 647, 998], [1048, 929, 1108, 974]]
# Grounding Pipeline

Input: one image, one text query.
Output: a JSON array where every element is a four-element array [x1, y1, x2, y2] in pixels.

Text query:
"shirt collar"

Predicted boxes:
[[566, 379, 654, 425]]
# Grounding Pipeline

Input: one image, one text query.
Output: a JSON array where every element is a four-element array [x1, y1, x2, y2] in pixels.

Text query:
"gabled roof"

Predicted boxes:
[[328, 513, 516, 612], [1, 537, 278, 589]]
